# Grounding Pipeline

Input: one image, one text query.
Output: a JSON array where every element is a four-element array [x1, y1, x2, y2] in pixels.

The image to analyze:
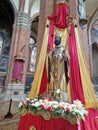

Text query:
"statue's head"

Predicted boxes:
[[54, 32, 61, 46]]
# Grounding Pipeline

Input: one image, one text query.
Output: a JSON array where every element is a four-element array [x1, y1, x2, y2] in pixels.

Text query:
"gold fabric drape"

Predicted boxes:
[[28, 19, 49, 98], [75, 26, 98, 108]]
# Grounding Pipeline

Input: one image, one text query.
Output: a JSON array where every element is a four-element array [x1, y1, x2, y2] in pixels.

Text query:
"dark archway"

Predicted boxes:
[[0, 0, 15, 90], [0, 0, 15, 31]]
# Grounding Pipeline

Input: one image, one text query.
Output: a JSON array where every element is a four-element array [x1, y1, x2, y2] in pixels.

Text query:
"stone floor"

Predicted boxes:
[[0, 100, 20, 130]]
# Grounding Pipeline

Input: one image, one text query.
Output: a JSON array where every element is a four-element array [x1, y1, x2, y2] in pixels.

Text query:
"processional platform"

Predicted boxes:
[[18, 97, 87, 130], [18, 1, 98, 129]]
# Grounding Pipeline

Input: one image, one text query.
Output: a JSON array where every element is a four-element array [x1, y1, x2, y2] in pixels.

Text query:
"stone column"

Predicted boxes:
[[7, 13, 32, 84], [36, 0, 55, 63], [5, 12, 32, 101]]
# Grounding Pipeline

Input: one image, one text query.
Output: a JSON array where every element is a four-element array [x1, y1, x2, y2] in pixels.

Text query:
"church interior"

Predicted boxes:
[[0, 0, 98, 130]]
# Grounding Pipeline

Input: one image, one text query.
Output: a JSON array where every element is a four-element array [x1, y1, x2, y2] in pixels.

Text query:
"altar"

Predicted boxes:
[[18, 114, 78, 130], [18, 98, 87, 130]]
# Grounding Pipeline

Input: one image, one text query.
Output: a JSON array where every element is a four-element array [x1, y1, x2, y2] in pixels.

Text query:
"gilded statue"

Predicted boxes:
[[48, 32, 70, 101]]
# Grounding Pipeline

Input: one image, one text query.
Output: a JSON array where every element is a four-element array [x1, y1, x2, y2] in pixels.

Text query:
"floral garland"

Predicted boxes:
[[18, 97, 88, 124]]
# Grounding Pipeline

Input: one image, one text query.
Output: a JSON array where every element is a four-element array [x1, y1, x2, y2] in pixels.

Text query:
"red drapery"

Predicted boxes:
[[18, 109, 98, 130], [79, 108, 98, 130], [53, 3, 69, 28], [39, 61, 48, 94], [68, 24, 85, 104], [18, 114, 78, 130], [12, 60, 24, 80], [39, 18, 54, 94]]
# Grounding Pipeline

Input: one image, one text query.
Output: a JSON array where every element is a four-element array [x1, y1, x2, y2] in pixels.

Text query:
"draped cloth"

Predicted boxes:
[[78, 108, 98, 130], [28, 1, 98, 108], [18, 114, 78, 130], [53, 2, 69, 29], [39, 19, 54, 94], [27, 2, 98, 130], [12, 60, 24, 80], [28, 19, 49, 98], [68, 24, 85, 104], [74, 25, 98, 108]]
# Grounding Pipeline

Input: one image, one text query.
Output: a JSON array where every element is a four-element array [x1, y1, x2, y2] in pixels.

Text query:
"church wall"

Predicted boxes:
[[0, 0, 40, 100]]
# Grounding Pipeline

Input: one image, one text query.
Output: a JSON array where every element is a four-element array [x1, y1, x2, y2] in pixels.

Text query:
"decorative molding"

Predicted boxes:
[[14, 12, 32, 31]]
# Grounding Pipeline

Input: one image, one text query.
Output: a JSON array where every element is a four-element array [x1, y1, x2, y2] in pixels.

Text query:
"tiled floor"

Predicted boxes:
[[0, 100, 20, 130]]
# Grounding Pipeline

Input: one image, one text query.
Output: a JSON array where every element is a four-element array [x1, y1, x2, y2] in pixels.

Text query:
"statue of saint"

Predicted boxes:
[[48, 32, 70, 101], [78, 0, 87, 26]]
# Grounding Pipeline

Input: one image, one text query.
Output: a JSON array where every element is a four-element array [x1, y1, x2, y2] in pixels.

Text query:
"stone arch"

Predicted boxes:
[[88, 7, 98, 46], [88, 8, 98, 78], [10, 0, 18, 14], [31, 13, 39, 39], [31, 12, 39, 22]]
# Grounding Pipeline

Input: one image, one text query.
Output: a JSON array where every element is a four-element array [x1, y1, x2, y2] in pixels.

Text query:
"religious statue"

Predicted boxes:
[[48, 32, 70, 101], [78, 0, 87, 27]]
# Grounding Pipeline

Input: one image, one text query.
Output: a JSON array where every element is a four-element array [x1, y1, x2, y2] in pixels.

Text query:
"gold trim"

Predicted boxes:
[[68, 114, 77, 124], [31, 111, 40, 116], [29, 125, 36, 130], [20, 108, 27, 116], [43, 111, 51, 120]]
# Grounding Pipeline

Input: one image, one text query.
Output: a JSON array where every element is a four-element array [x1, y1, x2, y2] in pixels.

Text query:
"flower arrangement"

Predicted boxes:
[[18, 97, 88, 124]]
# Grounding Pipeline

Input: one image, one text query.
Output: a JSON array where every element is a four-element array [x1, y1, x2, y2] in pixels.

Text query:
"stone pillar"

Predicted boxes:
[[5, 12, 32, 101], [7, 13, 32, 84], [36, 0, 55, 63]]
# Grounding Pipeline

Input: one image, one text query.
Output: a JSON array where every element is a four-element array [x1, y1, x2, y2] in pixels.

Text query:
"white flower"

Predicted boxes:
[[25, 98, 30, 101], [18, 102, 23, 108], [34, 101, 40, 107]]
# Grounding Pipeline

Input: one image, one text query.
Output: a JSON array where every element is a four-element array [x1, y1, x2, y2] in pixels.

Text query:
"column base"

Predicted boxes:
[[4, 83, 26, 101]]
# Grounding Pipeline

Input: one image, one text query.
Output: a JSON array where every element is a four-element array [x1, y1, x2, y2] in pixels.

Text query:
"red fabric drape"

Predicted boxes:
[[18, 114, 78, 130], [39, 18, 54, 94], [54, 3, 69, 28], [79, 108, 98, 130], [39, 61, 48, 94], [68, 24, 85, 104], [12, 60, 24, 80], [47, 20, 54, 51]]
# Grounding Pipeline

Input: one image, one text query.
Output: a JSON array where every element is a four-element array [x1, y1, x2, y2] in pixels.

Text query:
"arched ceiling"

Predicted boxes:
[[31, 16, 39, 35]]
